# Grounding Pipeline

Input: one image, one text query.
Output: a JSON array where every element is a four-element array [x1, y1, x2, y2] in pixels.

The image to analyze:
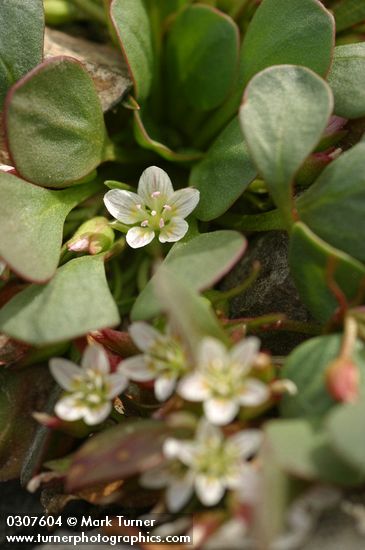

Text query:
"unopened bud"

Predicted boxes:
[[326, 357, 359, 403], [67, 217, 114, 255]]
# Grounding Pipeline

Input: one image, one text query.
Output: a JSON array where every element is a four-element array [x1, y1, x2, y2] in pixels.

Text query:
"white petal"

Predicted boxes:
[[230, 337, 260, 373], [166, 476, 194, 512], [158, 217, 188, 243], [106, 372, 128, 398], [228, 429, 263, 459], [195, 475, 225, 506], [119, 356, 155, 381], [81, 344, 110, 373], [139, 464, 170, 489], [49, 358, 81, 391], [163, 439, 196, 465], [83, 402, 112, 425], [239, 378, 270, 407], [0, 164, 15, 172], [198, 337, 228, 369], [129, 322, 161, 352], [55, 395, 85, 421], [204, 398, 239, 426], [196, 418, 223, 443], [126, 226, 155, 248], [103, 189, 143, 224], [138, 166, 174, 206], [178, 373, 209, 402], [155, 375, 177, 401], [168, 188, 200, 218]]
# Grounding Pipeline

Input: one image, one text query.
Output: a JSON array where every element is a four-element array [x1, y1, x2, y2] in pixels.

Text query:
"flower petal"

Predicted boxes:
[[228, 429, 263, 459], [81, 344, 110, 374], [106, 372, 128, 398], [163, 439, 196, 465], [230, 337, 260, 373], [119, 356, 155, 381], [198, 337, 227, 369], [169, 188, 200, 218], [158, 217, 188, 243], [83, 402, 112, 425], [55, 395, 85, 421], [49, 358, 81, 390], [196, 418, 223, 443], [139, 464, 170, 489], [195, 475, 225, 506], [239, 378, 270, 407], [178, 372, 209, 402], [104, 189, 143, 224], [203, 398, 239, 425], [129, 322, 161, 352], [126, 226, 155, 248], [166, 476, 194, 512], [155, 375, 177, 401], [138, 166, 174, 207]]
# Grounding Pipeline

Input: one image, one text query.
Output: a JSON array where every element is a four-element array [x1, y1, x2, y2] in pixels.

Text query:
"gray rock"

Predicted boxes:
[[222, 231, 313, 355]]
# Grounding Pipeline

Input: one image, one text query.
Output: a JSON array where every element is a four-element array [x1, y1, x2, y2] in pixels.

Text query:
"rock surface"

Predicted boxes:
[[222, 231, 313, 355]]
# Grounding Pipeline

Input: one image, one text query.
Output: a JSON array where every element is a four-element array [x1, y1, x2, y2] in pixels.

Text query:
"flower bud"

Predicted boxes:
[[67, 217, 114, 255], [326, 357, 359, 403]]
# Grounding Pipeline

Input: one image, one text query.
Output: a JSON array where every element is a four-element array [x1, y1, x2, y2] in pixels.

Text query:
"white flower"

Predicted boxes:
[[49, 344, 128, 425], [140, 419, 262, 511], [177, 337, 270, 425], [118, 322, 188, 402], [103, 166, 200, 248], [0, 259, 6, 277]]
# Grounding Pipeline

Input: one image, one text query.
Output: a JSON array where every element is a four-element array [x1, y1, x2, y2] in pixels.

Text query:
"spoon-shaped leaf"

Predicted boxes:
[[0, 0, 44, 108], [328, 43, 365, 119], [240, 65, 333, 226], [298, 143, 365, 262], [131, 231, 246, 321], [5, 57, 107, 188], [240, 0, 335, 86], [0, 256, 120, 346], [165, 4, 239, 112], [0, 172, 100, 283], [191, 117, 256, 221], [289, 223, 365, 323], [110, 0, 154, 102]]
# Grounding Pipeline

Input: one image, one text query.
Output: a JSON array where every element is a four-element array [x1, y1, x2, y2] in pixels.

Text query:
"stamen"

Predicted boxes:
[[159, 218, 165, 229], [141, 220, 149, 227], [136, 204, 142, 210], [151, 210, 157, 216], [151, 191, 161, 198], [163, 204, 172, 211]]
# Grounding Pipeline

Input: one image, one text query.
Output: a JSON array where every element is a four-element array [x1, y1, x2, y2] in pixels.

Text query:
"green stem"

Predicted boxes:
[[228, 0, 251, 19], [109, 221, 129, 234], [225, 314, 322, 335], [212, 261, 261, 304]]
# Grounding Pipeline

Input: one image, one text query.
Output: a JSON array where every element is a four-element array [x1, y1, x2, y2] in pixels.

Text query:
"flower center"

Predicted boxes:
[[136, 194, 174, 232], [205, 360, 244, 399], [147, 337, 187, 377], [193, 438, 241, 479], [70, 369, 109, 409]]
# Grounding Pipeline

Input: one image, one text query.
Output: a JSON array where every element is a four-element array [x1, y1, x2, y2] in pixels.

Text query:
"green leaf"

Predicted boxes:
[[328, 43, 365, 119], [298, 143, 365, 262], [333, 0, 365, 32], [289, 223, 365, 323], [66, 420, 171, 491], [5, 57, 107, 188], [165, 4, 239, 111], [154, 268, 230, 355], [0, 365, 54, 481], [327, 400, 365, 475], [280, 334, 365, 418], [191, 117, 257, 221], [240, 0, 335, 86], [0, 0, 44, 108], [110, 0, 154, 102], [131, 231, 246, 321], [240, 65, 333, 225], [265, 418, 363, 485], [0, 173, 100, 283], [0, 256, 120, 346]]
